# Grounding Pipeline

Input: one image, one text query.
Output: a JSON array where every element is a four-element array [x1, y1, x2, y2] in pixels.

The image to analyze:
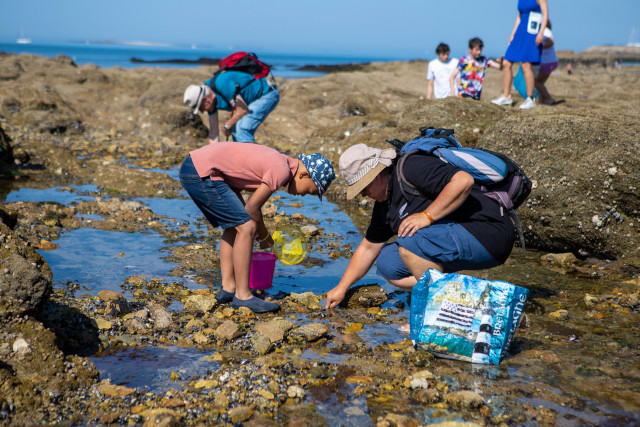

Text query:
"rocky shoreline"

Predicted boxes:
[[1, 51, 640, 425]]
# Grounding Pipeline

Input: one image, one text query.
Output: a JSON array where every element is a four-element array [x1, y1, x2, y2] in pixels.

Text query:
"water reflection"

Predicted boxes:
[[4, 184, 100, 204], [91, 345, 218, 394], [38, 228, 180, 297]]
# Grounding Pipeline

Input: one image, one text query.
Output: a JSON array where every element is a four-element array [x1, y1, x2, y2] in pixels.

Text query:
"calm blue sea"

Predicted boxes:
[[0, 42, 410, 79]]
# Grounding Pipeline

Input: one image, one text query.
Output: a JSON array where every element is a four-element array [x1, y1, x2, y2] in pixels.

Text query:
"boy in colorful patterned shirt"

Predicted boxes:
[[450, 37, 502, 100]]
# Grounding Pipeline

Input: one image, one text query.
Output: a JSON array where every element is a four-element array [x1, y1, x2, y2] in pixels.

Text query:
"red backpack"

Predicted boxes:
[[216, 51, 271, 79], [210, 52, 275, 108]]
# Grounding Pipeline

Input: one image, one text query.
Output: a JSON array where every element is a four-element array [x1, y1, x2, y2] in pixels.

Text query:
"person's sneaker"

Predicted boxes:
[[215, 289, 235, 304], [519, 97, 536, 110], [231, 296, 280, 313], [491, 95, 514, 106]]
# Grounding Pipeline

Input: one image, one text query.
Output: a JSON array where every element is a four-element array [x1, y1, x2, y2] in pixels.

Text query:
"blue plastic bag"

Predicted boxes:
[[514, 65, 538, 100], [410, 269, 528, 364]]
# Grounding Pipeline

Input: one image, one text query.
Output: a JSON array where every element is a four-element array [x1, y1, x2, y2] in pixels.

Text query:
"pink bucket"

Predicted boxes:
[[249, 252, 277, 290]]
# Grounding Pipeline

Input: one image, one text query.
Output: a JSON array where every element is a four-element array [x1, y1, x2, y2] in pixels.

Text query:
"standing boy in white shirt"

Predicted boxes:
[[426, 43, 458, 99]]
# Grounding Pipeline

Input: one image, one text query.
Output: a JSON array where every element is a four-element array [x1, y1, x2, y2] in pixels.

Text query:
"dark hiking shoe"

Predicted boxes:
[[230, 296, 280, 313], [215, 289, 235, 304]]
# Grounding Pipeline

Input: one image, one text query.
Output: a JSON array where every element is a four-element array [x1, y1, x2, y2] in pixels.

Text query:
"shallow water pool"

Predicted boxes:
[[90, 345, 218, 394]]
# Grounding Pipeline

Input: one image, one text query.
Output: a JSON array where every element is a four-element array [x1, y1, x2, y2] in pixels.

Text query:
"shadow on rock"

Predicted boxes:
[[41, 301, 101, 357]]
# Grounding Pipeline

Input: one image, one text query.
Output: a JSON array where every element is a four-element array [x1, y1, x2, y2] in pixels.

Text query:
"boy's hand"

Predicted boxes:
[[259, 235, 273, 250]]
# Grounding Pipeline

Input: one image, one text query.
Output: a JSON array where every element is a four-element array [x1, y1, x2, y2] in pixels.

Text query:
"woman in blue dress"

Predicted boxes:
[[492, 0, 549, 110]]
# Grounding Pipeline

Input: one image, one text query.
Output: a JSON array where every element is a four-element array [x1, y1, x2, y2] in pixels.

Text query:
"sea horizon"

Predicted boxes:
[[0, 40, 428, 79]]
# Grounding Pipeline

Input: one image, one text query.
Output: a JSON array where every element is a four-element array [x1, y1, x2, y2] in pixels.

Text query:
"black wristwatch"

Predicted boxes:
[[223, 124, 229, 131]]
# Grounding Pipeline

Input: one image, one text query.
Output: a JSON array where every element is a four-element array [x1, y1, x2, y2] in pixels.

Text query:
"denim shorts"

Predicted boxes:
[[179, 155, 251, 230], [233, 87, 280, 143], [376, 221, 498, 279]]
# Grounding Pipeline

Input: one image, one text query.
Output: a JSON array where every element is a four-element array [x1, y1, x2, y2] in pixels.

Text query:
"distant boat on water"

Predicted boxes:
[[629, 27, 640, 48], [16, 27, 31, 44]]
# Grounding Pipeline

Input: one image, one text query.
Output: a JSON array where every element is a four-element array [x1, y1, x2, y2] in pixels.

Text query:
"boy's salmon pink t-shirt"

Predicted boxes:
[[189, 142, 298, 192]]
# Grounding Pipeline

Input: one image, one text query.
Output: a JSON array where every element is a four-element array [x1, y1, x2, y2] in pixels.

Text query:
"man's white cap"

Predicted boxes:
[[183, 84, 206, 114]]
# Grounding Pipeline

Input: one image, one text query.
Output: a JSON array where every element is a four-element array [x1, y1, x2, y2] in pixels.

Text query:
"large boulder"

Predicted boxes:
[[0, 209, 52, 319], [0, 123, 12, 164], [480, 111, 640, 259]]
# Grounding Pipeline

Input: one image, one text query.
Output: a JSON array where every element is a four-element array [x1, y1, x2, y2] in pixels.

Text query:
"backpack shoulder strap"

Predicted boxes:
[[211, 69, 254, 110], [210, 70, 232, 107], [396, 151, 423, 200]]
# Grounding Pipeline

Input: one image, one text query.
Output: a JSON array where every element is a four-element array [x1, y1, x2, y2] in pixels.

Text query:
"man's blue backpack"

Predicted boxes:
[[387, 127, 532, 254]]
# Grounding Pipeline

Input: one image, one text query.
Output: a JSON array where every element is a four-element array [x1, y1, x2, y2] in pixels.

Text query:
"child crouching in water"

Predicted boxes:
[[179, 142, 335, 313]]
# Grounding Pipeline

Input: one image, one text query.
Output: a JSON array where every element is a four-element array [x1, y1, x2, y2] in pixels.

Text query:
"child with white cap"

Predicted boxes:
[[325, 143, 515, 309], [180, 142, 335, 313]]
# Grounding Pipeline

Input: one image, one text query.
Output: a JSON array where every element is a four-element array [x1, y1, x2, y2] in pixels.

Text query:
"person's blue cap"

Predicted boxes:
[[298, 153, 336, 201]]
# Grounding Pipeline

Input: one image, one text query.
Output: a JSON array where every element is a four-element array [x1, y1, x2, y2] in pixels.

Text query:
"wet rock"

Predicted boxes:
[[94, 318, 113, 330], [341, 284, 387, 308], [345, 322, 362, 332], [287, 385, 305, 399], [214, 320, 244, 341], [548, 309, 569, 321], [97, 290, 125, 301], [481, 113, 640, 259], [37, 239, 59, 251], [300, 225, 319, 236], [12, 338, 30, 354], [0, 208, 17, 230], [289, 292, 322, 310], [407, 350, 434, 368], [258, 389, 275, 400], [97, 380, 136, 398], [162, 397, 185, 408], [100, 413, 120, 425], [0, 123, 14, 166], [0, 253, 52, 319], [376, 413, 421, 427], [147, 303, 175, 331], [406, 370, 434, 389], [346, 375, 374, 385], [290, 323, 330, 342], [339, 331, 365, 346], [428, 422, 482, 427], [309, 363, 333, 379], [254, 317, 296, 343], [251, 332, 272, 355], [140, 408, 179, 427], [584, 293, 600, 306], [105, 299, 135, 317], [443, 390, 485, 408], [183, 294, 217, 314], [194, 379, 219, 389], [413, 388, 440, 404], [519, 350, 561, 364], [229, 405, 253, 423], [185, 318, 204, 330], [541, 252, 578, 266], [345, 406, 366, 416], [193, 331, 210, 345], [262, 202, 278, 217], [123, 308, 149, 321]]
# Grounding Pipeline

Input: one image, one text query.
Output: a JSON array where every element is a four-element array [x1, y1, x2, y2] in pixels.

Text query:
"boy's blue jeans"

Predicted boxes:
[[233, 87, 280, 143]]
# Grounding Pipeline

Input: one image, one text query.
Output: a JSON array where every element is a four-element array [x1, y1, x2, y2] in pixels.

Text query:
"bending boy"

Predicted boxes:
[[180, 142, 335, 313]]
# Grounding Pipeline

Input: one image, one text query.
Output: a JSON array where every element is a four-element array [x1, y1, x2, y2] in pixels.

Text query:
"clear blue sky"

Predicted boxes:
[[1, 0, 639, 58]]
